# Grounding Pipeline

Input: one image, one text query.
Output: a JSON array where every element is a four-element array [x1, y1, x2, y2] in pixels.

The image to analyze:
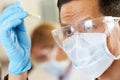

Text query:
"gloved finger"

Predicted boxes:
[[16, 22, 31, 48], [0, 19, 22, 41], [0, 18, 22, 32], [0, 12, 28, 31], [5, 11, 28, 20], [3, 2, 20, 13], [1, 7, 23, 17], [0, 25, 24, 59], [0, 8, 23, 22]]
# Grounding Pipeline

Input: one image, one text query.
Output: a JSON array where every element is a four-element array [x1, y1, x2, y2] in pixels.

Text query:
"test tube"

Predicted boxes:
[[29, 13, 41, 20]]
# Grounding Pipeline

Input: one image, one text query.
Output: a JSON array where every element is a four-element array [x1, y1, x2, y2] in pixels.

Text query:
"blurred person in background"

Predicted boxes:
[[30, 22, 72, 80], [3, 20, 89, 80]]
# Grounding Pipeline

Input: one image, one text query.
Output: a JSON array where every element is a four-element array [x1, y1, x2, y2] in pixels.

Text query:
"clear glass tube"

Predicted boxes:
[[29, 13, 41, 20]]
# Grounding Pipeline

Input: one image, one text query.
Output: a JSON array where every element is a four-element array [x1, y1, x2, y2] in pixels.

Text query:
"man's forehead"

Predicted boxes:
[[60, 0, 103, 26]]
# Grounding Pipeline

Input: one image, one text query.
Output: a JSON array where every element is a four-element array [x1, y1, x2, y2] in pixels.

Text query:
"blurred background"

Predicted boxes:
[[0, 0, 59, 76], [0, 0, 90, 80]]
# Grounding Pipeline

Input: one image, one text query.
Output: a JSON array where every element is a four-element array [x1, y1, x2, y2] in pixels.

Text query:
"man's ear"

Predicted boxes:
[[118, 21, 120, 41], [118, 20, 120, 27]]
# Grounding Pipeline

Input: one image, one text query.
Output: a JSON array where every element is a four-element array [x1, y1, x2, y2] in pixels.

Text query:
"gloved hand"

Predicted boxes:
[[0, 2, 31, 74]]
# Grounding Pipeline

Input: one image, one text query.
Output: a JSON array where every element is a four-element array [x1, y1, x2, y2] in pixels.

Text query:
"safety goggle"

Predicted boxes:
[[52, 16, 120, 48]]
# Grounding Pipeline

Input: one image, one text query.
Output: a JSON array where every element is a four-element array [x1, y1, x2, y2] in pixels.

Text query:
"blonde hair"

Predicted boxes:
[[31, 22, 56, 47]]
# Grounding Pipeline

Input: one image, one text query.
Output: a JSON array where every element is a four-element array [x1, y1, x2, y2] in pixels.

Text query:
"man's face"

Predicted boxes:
[[60, 0, 120, 57]]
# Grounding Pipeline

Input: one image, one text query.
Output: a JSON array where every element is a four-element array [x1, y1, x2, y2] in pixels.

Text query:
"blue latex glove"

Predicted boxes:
[[0, 2, 31, 74]]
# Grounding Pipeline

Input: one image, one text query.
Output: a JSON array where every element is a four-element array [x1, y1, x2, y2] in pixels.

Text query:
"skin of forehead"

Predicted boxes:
[[60, 0, 103, 26]]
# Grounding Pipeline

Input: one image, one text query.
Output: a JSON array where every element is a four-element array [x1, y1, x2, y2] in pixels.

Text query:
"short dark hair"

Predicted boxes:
[[57, 0, 120, 16], [57, 0, 72, 11], [99, 0, 120, 16]]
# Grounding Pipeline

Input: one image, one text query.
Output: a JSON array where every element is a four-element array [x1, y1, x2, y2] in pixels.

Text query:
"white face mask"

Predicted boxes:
[[40, 60, 69, 76], [39, 46, 69, 76], [63, 33, 120, 78]]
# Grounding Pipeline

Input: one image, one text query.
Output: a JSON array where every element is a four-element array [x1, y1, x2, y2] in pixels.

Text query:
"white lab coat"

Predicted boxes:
[[28, 65, 91, 80]]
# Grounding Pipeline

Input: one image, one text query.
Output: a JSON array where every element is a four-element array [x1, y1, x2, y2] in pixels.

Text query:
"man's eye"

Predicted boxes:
[[66, 29, 72, 35], [62, 27, 74, 38], [84, 20, 93, 31], [85, 25, 93, 30], [64, 29, 72, 37]]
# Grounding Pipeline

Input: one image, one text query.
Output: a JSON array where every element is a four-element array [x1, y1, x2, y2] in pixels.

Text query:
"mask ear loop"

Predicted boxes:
[[104, 17, 120, 60], [114, 55, 120, 60], [113, 19, 120, 60]]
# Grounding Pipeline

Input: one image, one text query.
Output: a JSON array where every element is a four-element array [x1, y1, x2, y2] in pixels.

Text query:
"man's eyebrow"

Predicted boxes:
[[78, 17, 93, 23], [60, 23, 70, 27], [60, 17, 93, 27]]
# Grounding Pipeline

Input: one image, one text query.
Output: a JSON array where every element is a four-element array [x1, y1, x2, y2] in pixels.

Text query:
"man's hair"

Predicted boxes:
[[57, 0, 72, 11], [99, 0, 120, 16], [57, 0, 120, 16]]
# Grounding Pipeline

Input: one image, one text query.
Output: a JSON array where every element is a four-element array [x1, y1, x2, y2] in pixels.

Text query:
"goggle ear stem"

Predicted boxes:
[[104, 21, 111, 36], [104, 29, 110, 37], [104, 17, 120, 36], [113, 17, 120, 20]]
